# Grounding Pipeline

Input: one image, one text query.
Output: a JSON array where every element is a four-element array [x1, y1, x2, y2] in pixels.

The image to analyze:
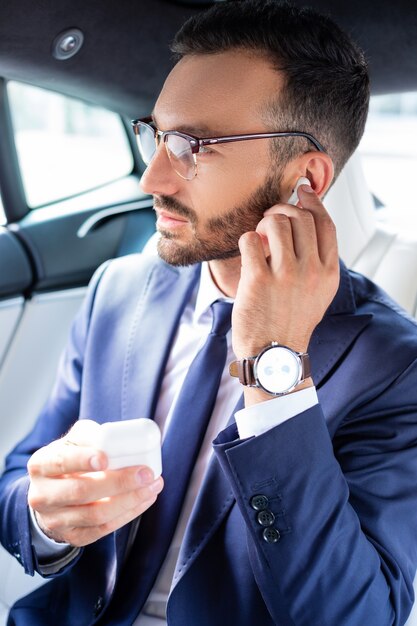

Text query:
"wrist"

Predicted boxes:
[[234, 337, 309, 360]]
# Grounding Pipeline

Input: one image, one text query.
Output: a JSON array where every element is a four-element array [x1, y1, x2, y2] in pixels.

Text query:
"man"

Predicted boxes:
[[1, 1, 417, 625]]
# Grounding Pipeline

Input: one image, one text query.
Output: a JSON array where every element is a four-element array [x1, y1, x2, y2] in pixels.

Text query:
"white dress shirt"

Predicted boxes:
[[30, 261, 318, 624]]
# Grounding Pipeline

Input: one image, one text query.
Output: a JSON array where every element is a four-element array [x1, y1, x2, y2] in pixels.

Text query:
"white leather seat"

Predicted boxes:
[[326, 153, 417, 318]]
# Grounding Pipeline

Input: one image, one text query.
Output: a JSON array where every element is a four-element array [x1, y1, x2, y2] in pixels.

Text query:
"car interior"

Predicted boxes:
[[0, 0, 416, 623]]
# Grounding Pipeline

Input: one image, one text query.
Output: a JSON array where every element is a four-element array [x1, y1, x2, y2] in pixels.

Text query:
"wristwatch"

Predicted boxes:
[[229, 342, 311, 396]]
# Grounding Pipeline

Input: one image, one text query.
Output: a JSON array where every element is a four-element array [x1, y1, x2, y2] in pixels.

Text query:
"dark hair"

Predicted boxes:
[[171, 0, 370, 178]]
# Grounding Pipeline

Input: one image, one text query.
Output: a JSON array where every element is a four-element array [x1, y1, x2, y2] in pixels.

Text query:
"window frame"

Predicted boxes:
[[0, 79, 143, 223], [0, 78, 28, 223]]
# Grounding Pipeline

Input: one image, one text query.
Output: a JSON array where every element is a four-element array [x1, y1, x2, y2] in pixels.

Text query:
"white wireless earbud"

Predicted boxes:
[[287, 176, 311, 205]]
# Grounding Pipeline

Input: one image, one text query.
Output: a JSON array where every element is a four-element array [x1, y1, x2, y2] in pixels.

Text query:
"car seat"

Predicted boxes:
[[326, 152, 417, 318]]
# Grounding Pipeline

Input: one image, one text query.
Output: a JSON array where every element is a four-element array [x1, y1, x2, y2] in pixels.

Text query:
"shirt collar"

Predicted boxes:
[[194, 262, 234, 322]]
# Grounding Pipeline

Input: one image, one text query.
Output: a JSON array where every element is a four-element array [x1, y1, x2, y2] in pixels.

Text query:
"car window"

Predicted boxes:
[[359, 92, 417, 230], [7, 81, 134, 208]]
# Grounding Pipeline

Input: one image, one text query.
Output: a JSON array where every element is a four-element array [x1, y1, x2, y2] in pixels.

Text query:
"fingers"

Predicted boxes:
[[238, 230, 269, 270], [39, 483, 161, 529], [27, 438, 108, 477], [34, 476, 164, 547], [27, 420, 109, 477], [297, 185, 338, 265], [232, 184, 339, 360], [258, 205, 318, 266], [261, 185, 337, 263], [67, 505, 150, 547], [68, 496, 156, 547], [27, 421, 165, 547], [28, 465, 159, 510]]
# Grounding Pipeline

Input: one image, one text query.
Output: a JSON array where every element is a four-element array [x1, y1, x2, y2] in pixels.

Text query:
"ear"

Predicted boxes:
[[281, 151, 334, 201]]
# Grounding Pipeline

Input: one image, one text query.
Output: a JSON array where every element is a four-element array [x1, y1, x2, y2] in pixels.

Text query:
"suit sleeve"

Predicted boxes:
[[0, 262, 110, 577], [213, 358, 417, 626]]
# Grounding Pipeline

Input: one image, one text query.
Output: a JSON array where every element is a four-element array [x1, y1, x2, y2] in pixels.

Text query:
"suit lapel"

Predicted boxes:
[[121, 259, 200, 422], [169, 262, 372, 588], [115, 258, 200, 573]]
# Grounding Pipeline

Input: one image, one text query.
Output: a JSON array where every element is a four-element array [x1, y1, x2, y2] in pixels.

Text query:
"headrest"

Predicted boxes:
[[325, 152, 377, 267]]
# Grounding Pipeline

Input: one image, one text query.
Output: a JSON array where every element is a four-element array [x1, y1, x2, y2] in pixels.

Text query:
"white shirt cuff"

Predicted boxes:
[[29, 505, 72, 559], [235, 386, 318, 439]]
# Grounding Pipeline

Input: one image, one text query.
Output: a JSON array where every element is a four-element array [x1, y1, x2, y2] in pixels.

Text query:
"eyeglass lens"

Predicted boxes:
[[165, 135, 196, 180], [137, 123, 157, 164], [136, 123, 196, 180]]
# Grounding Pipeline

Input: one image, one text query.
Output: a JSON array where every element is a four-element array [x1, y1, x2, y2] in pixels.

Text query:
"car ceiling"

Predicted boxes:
[[0, 0, 416, 119]]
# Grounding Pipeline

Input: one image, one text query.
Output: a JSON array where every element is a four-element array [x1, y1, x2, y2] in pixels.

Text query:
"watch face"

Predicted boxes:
[[255, 345, 301, 395]]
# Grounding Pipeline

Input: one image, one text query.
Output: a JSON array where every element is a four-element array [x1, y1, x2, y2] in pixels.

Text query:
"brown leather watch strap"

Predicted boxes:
[[229, 358, 257, 386], [300, 352, 311, 380]]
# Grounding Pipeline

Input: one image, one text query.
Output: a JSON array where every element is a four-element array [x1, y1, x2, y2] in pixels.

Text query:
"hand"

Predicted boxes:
[[232, 185, 339, 359], [27, 421, 164, 547]]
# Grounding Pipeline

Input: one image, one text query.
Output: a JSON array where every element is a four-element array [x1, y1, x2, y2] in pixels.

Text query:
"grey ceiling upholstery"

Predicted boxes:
[[0, 0, 415, 117]]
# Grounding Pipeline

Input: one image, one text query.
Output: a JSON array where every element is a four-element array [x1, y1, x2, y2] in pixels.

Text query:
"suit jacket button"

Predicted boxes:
[[13, 551, 22, 563], [257, 510, 275, 527], [93, 596, 104, 617], [250, 494, 269, 511], [263, 527, 280, 543]]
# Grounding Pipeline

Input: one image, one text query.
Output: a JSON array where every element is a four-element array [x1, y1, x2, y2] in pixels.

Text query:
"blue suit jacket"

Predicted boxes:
[[1, 253, 417, 626]]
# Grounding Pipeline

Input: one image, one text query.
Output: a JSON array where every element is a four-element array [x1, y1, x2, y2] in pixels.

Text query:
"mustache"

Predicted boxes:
[[153, 195, 196, 222]]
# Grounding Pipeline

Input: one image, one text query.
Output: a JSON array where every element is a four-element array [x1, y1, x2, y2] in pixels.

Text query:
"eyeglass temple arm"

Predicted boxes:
[[200, 132, 326, 153]]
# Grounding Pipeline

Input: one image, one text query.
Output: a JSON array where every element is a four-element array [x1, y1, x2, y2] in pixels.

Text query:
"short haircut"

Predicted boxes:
[[171, 0, 370, 178]]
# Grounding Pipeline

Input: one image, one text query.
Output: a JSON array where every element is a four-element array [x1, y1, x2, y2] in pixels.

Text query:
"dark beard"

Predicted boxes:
[[155, 171, 283, 266]]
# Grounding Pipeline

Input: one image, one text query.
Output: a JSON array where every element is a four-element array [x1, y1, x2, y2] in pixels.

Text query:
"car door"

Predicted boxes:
[[0, 78, 156, 621]]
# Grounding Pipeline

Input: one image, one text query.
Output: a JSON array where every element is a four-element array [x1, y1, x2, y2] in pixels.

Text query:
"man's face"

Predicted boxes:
[[140, 50, 289, 266]]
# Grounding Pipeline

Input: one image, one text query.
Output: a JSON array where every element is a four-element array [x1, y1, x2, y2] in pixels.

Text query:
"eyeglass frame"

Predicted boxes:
[[131, 115, 327, 178]]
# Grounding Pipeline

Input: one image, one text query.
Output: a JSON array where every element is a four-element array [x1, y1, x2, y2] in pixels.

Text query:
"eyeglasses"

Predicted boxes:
[[131, 116, 326, 181]]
